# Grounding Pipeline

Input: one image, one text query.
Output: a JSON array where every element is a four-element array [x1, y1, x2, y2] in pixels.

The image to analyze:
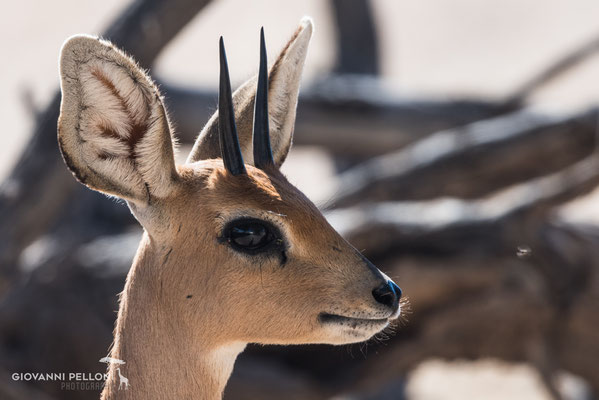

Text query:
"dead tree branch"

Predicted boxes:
[[341, 220, 599, 396], [328, 153, 599, 256], [329, 0, 379, 75], [104, 0, 213, 69], [329, 108, 599, 207], [505, 33, 599, 107], [164, 81, 513, 157]]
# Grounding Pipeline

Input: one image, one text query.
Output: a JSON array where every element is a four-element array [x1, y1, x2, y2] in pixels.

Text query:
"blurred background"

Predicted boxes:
[[2, 0, 599, 399]]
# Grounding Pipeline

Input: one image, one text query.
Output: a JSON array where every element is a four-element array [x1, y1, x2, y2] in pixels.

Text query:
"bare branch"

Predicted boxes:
[[164, 80, 512, 158], [505, 33, 599, 107], [103, 0, 212, 69], [328, 154, 599, 256], [329, 0, 379, 75], [329, 108, 599, 207]]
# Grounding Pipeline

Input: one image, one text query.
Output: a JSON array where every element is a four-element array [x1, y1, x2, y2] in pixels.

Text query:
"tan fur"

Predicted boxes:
[[57, 18, 400, 400]]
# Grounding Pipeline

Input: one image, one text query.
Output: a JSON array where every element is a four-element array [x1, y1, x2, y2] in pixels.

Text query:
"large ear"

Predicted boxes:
[[186, 17, 313, 167], [58, 35, 178, 206]]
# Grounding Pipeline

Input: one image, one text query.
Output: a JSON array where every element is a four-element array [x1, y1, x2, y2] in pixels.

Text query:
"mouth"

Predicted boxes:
[[317, 312, 392, 344], [318, 313, 389, 328]]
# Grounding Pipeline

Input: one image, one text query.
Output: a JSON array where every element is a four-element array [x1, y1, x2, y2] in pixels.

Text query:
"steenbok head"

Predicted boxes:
[[58, 17, 401, 399]]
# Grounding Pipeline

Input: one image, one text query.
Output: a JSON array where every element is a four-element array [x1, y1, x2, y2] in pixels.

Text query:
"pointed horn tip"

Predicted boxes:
[[219, 37, 227, 64], [253, 25, 273, 168], [300, 16, 314, 32], [260, 28, 266, 49], [260, 27, 266, 47]]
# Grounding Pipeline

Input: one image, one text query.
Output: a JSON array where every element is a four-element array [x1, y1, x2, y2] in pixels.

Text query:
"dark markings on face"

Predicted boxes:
[[162, 248, 173, 266]]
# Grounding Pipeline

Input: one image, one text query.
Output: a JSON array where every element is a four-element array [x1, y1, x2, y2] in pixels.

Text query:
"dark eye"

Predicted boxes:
[[225, 219, 279, 253]]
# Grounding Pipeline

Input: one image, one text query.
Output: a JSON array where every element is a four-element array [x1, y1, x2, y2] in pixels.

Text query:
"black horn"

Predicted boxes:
[[218, 37, 246, 175], [252, 27, 274, 168]]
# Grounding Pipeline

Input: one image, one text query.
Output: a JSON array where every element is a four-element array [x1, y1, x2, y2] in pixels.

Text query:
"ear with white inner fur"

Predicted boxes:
[[186, 17, 313, 167], [58, 35, 178, 205]]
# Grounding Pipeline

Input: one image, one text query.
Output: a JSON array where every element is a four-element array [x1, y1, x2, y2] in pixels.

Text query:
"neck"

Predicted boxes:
[[101, 235, 245, 400]]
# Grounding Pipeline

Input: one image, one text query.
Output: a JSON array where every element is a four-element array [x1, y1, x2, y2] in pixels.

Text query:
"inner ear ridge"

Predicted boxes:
[[85, 132, 130, 161], [87, 63, 151, 138], [134, 102, 179, 198], [80, 63, 154, 168], [87, 156, 143, 200], [79, 72, 131, 139], [59, 35, 178, 204]]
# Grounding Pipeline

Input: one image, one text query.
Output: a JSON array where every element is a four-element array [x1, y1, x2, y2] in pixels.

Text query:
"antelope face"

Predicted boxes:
[[166, 161, 401, 345], [57, 18, 401, 350]]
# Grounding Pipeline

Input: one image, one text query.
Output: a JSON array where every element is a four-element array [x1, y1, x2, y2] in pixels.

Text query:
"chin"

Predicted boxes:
[[317, 313, 391, 344]]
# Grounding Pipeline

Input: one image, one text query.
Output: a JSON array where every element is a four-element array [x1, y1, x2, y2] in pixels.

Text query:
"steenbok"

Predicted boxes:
[[57, 18, 402, 399]]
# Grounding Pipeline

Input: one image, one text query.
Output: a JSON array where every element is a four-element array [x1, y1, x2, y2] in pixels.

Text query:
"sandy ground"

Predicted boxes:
[[3, 1, 599, 398]]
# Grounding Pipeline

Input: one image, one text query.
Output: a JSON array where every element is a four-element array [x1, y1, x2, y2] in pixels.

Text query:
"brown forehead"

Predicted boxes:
[[178, 160, 318, 217]]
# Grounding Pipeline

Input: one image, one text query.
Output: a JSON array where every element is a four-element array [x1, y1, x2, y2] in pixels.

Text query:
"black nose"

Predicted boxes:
[[372, 280, 402, 309]]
